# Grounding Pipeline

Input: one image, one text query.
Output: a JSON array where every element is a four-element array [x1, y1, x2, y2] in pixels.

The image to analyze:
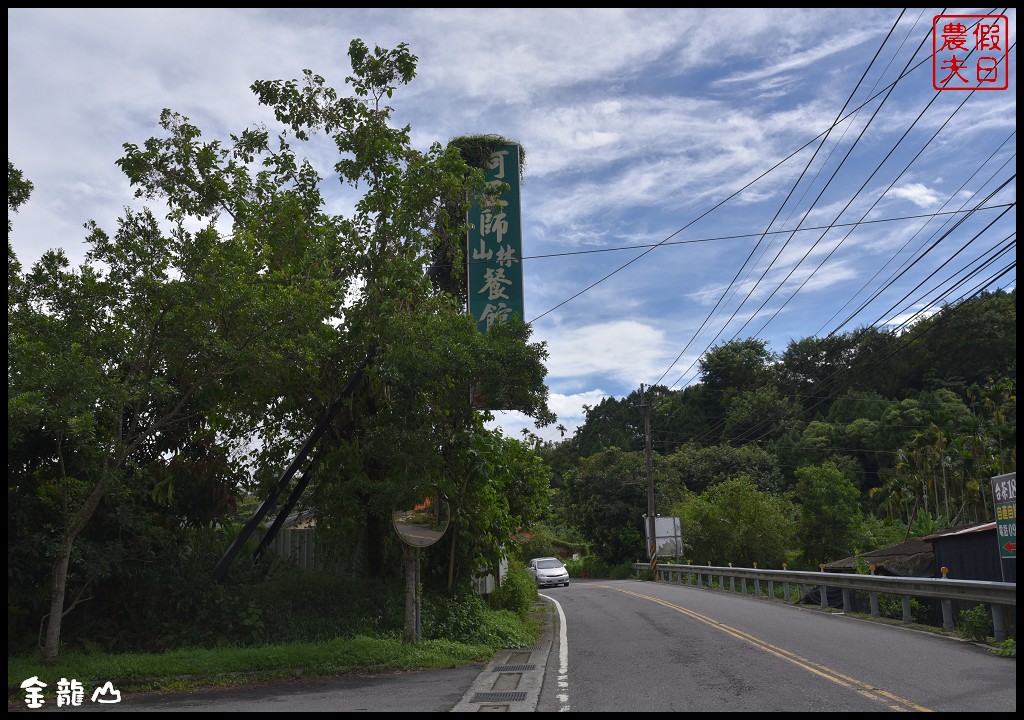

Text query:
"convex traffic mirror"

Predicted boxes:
[[392, 495, 450, 547]]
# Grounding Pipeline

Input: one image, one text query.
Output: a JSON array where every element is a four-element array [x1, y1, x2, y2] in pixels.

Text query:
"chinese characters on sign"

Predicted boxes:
[[932, 14, 1009, 90], [19, 677, 122, 709], [990, 472, 1016, 559], [467, 144, 524, 335]]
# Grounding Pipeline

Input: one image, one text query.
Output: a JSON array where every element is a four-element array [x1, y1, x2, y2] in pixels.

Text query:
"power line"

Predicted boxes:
[[666, 39, 1016, 398], [660, 11, 938, 392], [814, 131, 1016, 335], [741, 87, 1009, 342], [527, 11, 947, 325]]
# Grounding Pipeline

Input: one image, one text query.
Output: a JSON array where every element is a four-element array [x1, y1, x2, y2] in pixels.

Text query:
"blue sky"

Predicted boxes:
[[7, 9, 1017, 443]]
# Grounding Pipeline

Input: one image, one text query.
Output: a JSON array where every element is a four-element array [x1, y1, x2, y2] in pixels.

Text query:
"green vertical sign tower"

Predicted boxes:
[[467, 143, 524, 334]]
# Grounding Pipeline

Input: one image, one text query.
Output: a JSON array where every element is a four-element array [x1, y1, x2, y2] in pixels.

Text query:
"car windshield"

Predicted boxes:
[[536, 559, 563, 569]]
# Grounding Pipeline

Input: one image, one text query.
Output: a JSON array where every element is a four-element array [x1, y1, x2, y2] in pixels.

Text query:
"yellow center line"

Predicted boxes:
[[589, 584, 934, 712]]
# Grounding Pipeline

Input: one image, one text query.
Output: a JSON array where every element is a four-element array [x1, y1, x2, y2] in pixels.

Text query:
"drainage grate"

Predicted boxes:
[[471, 692, 528, 703], [493, 664, 536, 672]]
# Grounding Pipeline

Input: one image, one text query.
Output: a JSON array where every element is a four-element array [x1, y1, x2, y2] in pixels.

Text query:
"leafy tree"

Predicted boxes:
[[793, 462, 864, 568], [910, 290, 1016, 393], [721, 384, 803, 445], [967, 376, 1016, 478], [843, 325, 907, 398], [9, 40, 553, 661], [825, 389, 889, 425], [698, 338, 775, 425], [118, 41, 553, 585], [671, 476, 796, 567], [664, 441, 784, 495], [428, 424, 553, 593], [571, 395, 643, 456], [799, 420, 838, 459], [563, 447, 675, 565], [8, 160, 33, 231], [650, 383, 710, 453], [777, 333, 852, 405], [8, 192, 339, 662]]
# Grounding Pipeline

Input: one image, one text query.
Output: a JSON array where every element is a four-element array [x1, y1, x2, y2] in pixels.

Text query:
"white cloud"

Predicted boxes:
[[887, 183, 943, 209], [541, 320, 670, 390], [487, 388, 609, 443]]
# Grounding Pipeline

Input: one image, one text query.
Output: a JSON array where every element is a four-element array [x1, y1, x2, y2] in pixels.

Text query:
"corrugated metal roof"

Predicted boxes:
[[923, 521, 996, 539]]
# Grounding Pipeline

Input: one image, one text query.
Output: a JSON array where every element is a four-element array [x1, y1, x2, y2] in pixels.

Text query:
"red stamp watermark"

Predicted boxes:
[[932, 14, 1009, 90]]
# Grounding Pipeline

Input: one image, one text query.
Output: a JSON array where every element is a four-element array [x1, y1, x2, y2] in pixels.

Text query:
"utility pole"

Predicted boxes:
[[641, 384, 657, 578]]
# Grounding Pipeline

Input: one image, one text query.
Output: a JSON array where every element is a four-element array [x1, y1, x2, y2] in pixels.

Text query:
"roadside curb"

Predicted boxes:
[[450, 599, 555, 712]]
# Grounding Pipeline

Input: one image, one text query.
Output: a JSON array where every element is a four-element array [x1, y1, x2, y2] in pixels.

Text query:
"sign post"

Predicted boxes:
[[990, 472, 1015, 587], [990, 472, 1016, 563], [393, 495, 450, 644]]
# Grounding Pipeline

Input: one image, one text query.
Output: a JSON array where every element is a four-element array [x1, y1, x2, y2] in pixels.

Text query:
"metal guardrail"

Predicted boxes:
[[632, 562, 1017, 642]]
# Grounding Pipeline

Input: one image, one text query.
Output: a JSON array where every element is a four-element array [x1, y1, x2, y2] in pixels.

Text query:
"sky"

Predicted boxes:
[[7, 8, 1017, 444]]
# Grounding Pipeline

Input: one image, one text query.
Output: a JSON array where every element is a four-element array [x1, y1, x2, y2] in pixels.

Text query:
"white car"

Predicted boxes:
[[527, 557, 570, 587]]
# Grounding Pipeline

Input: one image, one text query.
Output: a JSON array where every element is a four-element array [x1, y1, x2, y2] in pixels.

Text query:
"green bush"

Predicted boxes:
[[564, 556, 608, 578], [877, 594, 931, 625], [609, 561, 642, 579], [517, 526, 558, 561], [420, 589, 533, 648], [491, 559, 538, 617], [421, 590, 491, 645], [634, 568, 655, 581], [563, 556, 644, 580], [993, 638, 1016, 657], [957, 604, 992, 641]]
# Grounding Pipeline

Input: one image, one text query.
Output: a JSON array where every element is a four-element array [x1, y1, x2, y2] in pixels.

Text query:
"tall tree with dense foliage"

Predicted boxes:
[[671, 477, 797, 567], [793, 462, 864, 568], [563, 447, 677, 565], [8, 178, 341, 662], [664, 441, 784, 495], [697, 338, 776, 432], [8, 39, 553, 661]]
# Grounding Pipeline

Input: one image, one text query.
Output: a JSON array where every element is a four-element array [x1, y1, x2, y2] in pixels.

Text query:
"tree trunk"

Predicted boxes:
[[402, 544, 417, 644], [43, 476, 107, 665], [447, 515, 458, 594], [43, 537, 74, 664]]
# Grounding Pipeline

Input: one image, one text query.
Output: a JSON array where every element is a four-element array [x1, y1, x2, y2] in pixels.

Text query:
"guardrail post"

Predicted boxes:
[[941, 599, 954, 629], [939, 567, 954, 629], [782, 564, 790, 601], [753, 562, 761, 597], [901, 595, 912, 624], [868, 565, 880, 617], [768, 580, 775, 600], [842, 588, 851, 612], [991, 605, 1007, 642], [818, 565, 829, 608]]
